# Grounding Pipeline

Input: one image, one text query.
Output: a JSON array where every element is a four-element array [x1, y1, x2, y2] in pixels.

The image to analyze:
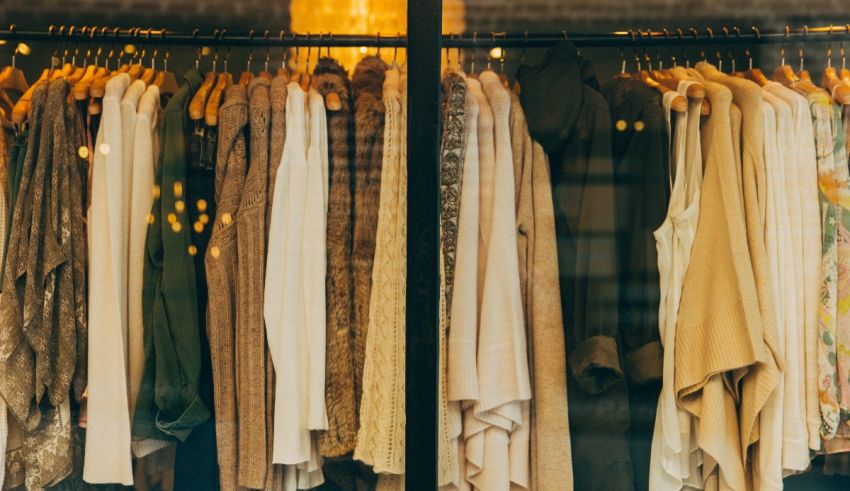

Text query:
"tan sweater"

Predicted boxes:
[[206, 85, 248, 491], [509, 92, 572, 491], [696, 63, 783, 472], [674, 79, 756, 491]]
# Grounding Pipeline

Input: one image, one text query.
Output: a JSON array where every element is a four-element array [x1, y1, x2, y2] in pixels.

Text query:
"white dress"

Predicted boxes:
[[649, 83, 704, 491]]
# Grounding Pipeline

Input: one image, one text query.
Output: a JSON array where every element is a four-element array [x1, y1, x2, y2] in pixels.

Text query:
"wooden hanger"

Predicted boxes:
[[11, 68, 49, 125], [639, 70, 687, 112], [190, 69, 217, 121], [152, 33, 179, 98], [655, 70, 711, 115], [204, 72, 232, 126], [0, 47, 29, 96], [823, 66, 850, 105]]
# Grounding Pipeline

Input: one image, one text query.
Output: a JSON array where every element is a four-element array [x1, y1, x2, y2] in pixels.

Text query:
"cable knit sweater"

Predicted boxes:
[[351, 56, 388, 411], [233, 76, 272, 489], [206, 85, 248, 491], [355, 65, 406, 476]]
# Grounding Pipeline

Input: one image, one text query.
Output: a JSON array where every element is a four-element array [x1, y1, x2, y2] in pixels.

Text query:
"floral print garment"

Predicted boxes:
[[812, 93, 842, 440]]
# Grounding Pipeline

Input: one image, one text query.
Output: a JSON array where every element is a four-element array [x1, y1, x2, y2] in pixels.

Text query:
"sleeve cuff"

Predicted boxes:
[[154, 395, 211, 442], [624, 340, 663, 386], [568, 334, 624, 394]]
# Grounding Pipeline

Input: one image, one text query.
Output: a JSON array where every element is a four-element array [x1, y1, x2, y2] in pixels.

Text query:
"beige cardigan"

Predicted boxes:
[[697, 64, 783, 469], [674, 78, 755, 491], [509, 91, 572, 491]]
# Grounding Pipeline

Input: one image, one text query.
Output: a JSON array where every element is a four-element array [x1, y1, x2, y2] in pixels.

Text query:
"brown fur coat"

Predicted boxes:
[[350, 55, 388, 418], [312, 57, 359, 458]]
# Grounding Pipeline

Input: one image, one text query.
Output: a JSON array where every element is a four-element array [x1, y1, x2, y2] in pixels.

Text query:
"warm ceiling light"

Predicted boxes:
[[123, 44, 136, 55], [489, 47, 503, 60], [359, 46, 368, 54], [16, 42, 31, 56]]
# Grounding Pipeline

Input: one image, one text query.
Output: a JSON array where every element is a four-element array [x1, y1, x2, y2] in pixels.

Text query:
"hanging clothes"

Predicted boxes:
[[264, 81, 325, 489], [445, 72, 480, 491], [128, 84, 173, 459], [132, 68, 211, 443], [351, 56, 388, 413], [0, 77, 88, 489], [648, 81, 704, 491], [355, 65, 406, 478], [232, 76, 273, 489], [84, 72, 134, 485], [207, 84, 249, 491], [508, 85, 573, 491], [438, 71, 467, 489], [461, 70, 531, 491], [517, 41, 632, 491], [313, 57, 358, 460]]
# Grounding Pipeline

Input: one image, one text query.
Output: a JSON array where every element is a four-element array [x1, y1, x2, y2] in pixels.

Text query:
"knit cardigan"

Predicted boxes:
[[763, 82, 822, 452], [674, 78, 759, 491], [206, 85, 248, 491], [355, 65, 406, 476], [696, 63, 783, 472], [509, 91, 572, 491], [351, 56, 388, 410]]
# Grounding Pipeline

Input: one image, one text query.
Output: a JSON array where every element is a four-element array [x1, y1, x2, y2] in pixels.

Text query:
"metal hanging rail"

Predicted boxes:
[[1, 24, 850, 49]]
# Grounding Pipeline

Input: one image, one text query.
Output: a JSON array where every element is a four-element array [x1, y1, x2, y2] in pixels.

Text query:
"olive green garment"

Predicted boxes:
[[133, 68, 211, 442]]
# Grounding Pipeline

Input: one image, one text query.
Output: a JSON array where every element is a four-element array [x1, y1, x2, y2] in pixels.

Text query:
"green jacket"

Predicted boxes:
[[133, 68, 210, 441]]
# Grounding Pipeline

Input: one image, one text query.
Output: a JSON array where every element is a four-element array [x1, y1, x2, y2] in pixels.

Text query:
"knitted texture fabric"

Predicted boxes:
[[206, 85, 248, 491], [266, 73, 288, 239], [350, 55, 388, 412], [313, 57, 359, 458], [354, 66, 406, 475], [234, 76, 272, 488]]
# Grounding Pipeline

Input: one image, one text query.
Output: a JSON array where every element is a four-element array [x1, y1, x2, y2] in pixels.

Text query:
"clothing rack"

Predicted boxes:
[[4, 13, 850, 491], [1, 24, 849, 49]]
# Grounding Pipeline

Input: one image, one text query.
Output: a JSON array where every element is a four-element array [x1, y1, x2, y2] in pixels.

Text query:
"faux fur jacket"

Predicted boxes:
[[312, 57, 359, 459], [350, 55, 388, 415]]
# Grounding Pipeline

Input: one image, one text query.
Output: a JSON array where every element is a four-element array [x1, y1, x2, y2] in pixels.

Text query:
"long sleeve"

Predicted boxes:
[[354, 67, 406, 476], [133, 69, 210, 444], [84, 73, 134, 485], [206, 85, 249, 490]]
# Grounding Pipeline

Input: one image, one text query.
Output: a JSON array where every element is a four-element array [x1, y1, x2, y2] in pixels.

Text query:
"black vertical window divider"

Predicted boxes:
[[406, 0, 442, 489]]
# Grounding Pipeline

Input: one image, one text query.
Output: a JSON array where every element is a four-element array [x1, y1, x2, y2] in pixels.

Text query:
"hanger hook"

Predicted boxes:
[[394, 32, 400, 63], [221, 29, 229, 74], [522, 31, 528, 63], [800, 25, 807, 72], [247, 29, 255, 72], [317, 32, 324, 64], [828, 24, 834, 68], [471, 31, 478, 74], [376, 32, 381, 56], [487, 31, 495, 70]]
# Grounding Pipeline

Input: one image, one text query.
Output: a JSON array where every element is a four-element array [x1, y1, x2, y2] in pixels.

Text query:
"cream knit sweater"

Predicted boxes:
[[463, 71, 531, 491], [355, 66, 407, 476], [763, 87, 811, 474], [763, 82, 822, 453], [445, 75, 480, 491], [84, 73, 134, 485]]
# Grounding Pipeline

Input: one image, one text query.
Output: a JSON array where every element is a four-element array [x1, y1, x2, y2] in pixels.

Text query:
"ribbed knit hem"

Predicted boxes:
[[568, 335, 623, 395], [675, 299, 760, 404], [447, 340, 480, 402]]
